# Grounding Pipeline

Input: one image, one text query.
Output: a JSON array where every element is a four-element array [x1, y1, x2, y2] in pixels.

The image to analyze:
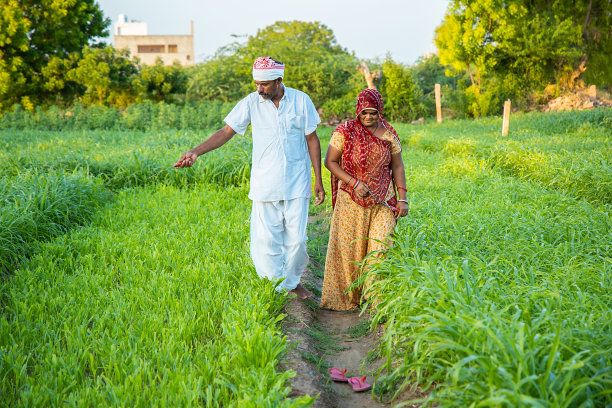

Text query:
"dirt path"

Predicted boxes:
[[279, 213, 421, 407], [281, 269, 387, 407]]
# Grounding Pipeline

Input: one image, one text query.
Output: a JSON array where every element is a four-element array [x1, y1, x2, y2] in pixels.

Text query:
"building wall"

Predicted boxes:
[[115, 34, 194, 66]]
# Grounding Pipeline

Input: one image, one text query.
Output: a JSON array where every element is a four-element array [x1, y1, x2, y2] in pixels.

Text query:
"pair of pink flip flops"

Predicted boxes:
[[328, 367, 372, 392]]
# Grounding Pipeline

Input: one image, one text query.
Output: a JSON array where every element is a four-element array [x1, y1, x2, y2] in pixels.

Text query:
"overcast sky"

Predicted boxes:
[[97, 0, 450, 65]]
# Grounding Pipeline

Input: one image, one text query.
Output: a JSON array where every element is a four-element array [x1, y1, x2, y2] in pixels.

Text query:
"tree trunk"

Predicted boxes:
[[583, 0, 593, 35], [568, 54, 588, 89], [356, 61, 381, 89], [466, 62, 475, 87]]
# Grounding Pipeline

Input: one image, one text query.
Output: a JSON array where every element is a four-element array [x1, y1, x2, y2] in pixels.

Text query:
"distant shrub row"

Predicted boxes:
[[0, 101, 235, 131]]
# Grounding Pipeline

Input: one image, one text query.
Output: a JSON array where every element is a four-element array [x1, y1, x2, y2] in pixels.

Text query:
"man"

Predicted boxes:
[[175, 57, 325, 299]]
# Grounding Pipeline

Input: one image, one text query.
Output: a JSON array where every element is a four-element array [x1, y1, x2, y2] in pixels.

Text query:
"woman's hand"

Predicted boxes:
[[396, 201, 409, 217], [353, 181, 369, 198]]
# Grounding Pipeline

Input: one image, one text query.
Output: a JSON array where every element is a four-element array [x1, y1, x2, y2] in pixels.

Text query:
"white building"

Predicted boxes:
[[114, 14, 147, 36], [114, 15, 195, 67]]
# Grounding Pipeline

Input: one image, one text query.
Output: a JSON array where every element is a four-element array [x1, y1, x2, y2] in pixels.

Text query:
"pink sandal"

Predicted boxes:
[[329, 367, 348, 382], [348, 376, 372, 392]]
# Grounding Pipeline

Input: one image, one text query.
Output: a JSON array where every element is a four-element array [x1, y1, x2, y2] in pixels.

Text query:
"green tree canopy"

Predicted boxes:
[[434, 0, 609, 93], [0, 0, 109, 110], [134, 59, 189, 103], [380, 57, 423, 121], [188, 21, 361, 108], [67, 46, 139, 106]]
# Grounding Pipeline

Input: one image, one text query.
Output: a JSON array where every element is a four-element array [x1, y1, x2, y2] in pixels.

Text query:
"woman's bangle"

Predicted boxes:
[[352, 180, 360, 189], [397, 199, 408, 203], [397, 186, 408, 192]]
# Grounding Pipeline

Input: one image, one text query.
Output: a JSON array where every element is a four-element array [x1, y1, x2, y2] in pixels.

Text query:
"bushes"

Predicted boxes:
[[380, 58, 424, 122], [0, 101, 235, 131]]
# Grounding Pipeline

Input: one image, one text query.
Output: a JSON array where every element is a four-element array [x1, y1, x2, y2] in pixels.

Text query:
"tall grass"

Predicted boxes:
[[365, 152, 612, 406], [0, 129, 252, 189], [394, 108, 612, 206], [0, 170, 108, 274], [0, 101, 235, 131], [0, 183, 314, 407]]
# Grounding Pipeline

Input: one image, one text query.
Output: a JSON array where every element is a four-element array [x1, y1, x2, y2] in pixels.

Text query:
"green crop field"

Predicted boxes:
[[1, 108, 610, 407]]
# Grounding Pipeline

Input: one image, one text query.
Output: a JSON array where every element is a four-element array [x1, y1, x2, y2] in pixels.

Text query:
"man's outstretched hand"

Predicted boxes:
[[313, 181, 325, 205], [174, 151, 198, 168]]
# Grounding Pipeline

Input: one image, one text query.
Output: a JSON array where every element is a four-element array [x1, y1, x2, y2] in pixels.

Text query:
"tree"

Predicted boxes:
[[134, 59, 189, 103], [411, 54, 457, 95], [0, 0, 109, 110], [435, 0, 504, 90], [0, 0, 32, 110], [380, 57, 423, 122], [188, 21, 359, 108], [41, 53, 83, 106], [67, 46, 138, 106], [434, 0, 608, 95], [356, 61, 381, 90]]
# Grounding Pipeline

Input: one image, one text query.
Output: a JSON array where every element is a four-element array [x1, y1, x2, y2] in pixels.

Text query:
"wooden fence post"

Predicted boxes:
[[435, 83, 442, 123], [502, 99, 511, 136]]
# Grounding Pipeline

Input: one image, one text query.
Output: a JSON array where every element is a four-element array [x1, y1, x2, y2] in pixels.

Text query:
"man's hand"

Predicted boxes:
[[174, 150, 198, 168], [313, 180, 325, 205]]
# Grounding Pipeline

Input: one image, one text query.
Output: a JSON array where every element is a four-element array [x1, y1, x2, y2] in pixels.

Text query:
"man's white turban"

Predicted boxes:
[[252, 57, 285, 81]]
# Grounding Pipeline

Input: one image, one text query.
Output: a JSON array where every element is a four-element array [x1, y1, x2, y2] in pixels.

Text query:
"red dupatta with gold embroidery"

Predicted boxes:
[[331, 89, 400, 210]]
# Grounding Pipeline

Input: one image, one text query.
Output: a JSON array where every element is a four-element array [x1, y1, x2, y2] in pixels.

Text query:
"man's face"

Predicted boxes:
[[255, 78, 281, 100]]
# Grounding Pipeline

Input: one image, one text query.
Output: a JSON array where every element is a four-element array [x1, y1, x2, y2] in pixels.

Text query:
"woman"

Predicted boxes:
[[320, 89, 408, 311]]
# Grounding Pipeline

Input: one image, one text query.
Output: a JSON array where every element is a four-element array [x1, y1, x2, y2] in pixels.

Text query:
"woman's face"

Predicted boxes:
[[358, 108, 379, 127]]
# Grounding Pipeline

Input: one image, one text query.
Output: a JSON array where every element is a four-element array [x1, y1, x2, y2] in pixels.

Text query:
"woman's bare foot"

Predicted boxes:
[[290, 284, 313, 300]]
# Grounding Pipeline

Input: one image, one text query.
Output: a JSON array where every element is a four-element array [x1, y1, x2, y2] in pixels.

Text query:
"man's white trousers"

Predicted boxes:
[[250, 198, 309, 291]]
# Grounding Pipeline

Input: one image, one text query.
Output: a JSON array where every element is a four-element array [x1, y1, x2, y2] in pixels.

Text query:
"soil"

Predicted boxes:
[[279, 214, 427, 407]]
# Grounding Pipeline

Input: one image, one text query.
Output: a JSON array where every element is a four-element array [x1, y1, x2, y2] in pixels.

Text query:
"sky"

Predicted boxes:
[[96, 0, 450, 65]]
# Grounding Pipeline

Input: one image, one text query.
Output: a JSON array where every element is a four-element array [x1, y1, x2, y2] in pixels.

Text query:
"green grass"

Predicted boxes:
[[394, 108, 612, 205], [0, 183, 314, 407], [0, 129, 252, 189], [363, 125, 612, 406], [343, 319, 371, 339], [1, 107, 610, 406], [0, 170, 108, 274]]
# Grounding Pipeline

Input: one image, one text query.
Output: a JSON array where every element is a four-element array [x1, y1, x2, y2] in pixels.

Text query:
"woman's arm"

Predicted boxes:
[[325, 145, 369, 198]]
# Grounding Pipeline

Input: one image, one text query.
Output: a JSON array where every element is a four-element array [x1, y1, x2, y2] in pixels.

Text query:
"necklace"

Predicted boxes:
[[367, 122, 379, 135]]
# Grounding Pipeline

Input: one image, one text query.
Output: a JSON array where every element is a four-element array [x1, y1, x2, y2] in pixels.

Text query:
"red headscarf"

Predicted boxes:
[[331, 89, 400, 209]]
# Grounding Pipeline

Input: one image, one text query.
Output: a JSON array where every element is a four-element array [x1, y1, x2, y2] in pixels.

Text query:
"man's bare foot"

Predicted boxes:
[[290, 284, 313, 300]]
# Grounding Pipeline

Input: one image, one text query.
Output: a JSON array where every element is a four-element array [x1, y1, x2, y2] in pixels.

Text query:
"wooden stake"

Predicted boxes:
[[502, 99, 511, 136], [435, 83, 442, 123]]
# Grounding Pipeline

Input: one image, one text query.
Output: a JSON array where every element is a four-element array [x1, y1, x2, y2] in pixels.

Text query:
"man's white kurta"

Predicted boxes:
[[223, 85, 320, 291], [224, 85, 321, 201]]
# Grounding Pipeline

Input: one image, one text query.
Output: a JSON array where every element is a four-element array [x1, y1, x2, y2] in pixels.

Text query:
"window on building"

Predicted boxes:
[[168, 44, 178, 53], [186, 55, 190, 60], [138, 45, 164, 53]]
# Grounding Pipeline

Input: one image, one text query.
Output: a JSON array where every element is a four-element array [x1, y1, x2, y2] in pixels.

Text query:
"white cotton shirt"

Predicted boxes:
[[224, 85, 321, 202]]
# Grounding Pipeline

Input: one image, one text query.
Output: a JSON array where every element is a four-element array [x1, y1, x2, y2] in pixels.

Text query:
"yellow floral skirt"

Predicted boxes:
[[320, 189, 396, 311]]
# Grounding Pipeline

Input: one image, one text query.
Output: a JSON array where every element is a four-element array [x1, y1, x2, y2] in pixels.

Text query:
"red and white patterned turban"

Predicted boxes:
[[252, 57, 285, 81]]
